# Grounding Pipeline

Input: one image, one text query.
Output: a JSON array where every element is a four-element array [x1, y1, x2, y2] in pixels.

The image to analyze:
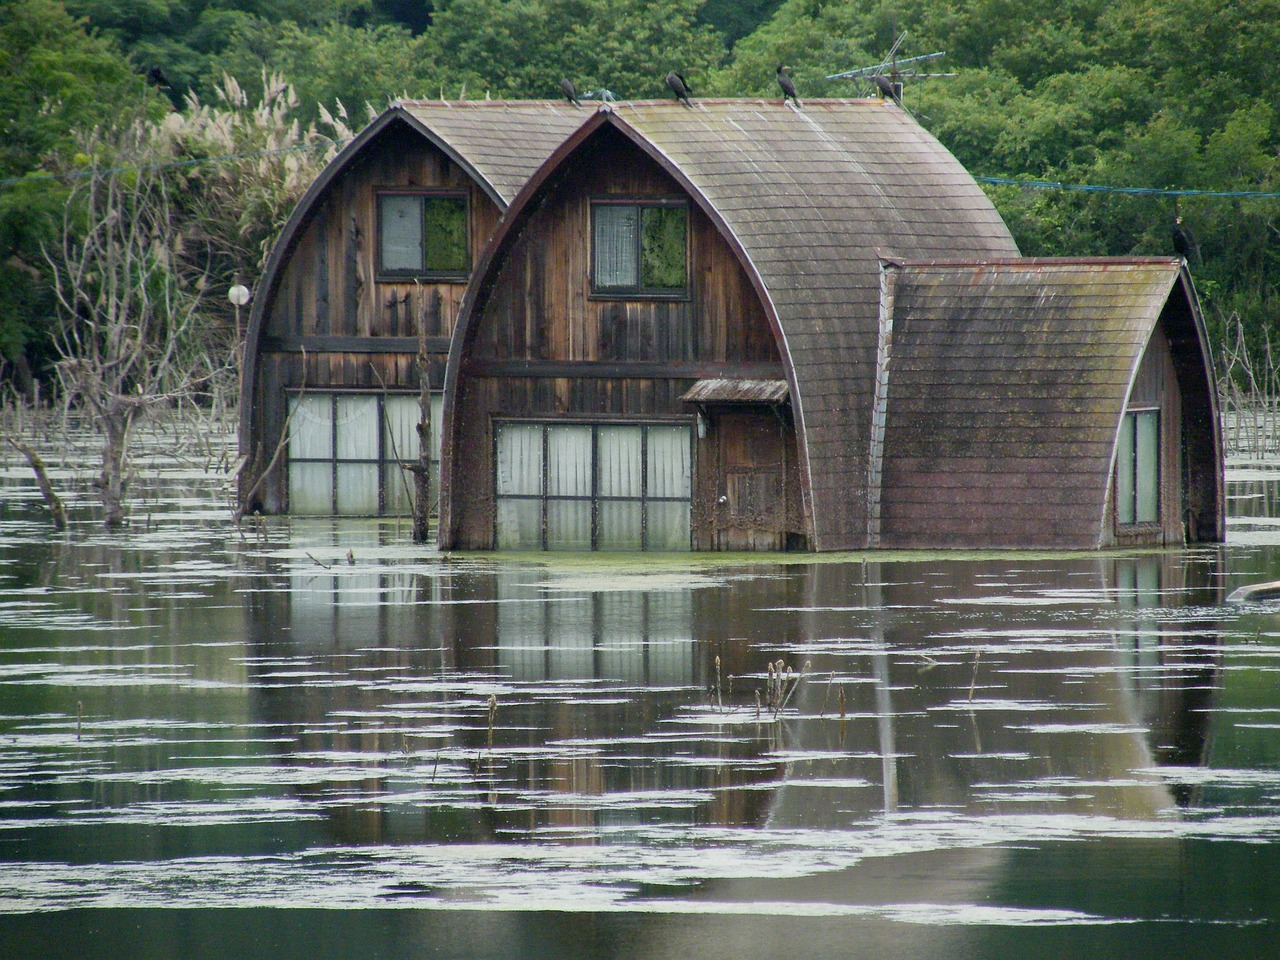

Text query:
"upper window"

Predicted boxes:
[[1117, 408, 1159, 525], [591, 200, 688, 297], [378, 191, 469, 279]]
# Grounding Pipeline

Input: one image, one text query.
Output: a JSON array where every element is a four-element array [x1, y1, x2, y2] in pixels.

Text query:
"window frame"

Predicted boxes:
[[375, 189, 471, 282], [588, 196, 690, 300], [1116, 407, 1160, 527], [285, 390, 442, 517], [492, 417, 694, 551]]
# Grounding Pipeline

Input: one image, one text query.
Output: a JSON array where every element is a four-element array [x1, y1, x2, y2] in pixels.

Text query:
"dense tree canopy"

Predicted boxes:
[[3, 0, 1280, 392]]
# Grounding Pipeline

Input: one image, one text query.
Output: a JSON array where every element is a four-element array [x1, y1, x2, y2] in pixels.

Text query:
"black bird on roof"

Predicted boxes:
[[1172, 215, 1200, 264], [145, 66, 170, 88], [666, 70, 692, 107], [777, 65, 801, 106], [872, 75, 901, 105], [559, 78, 581, 106]]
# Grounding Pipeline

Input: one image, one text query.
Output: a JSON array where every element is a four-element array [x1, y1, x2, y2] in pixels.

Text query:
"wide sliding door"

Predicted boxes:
[[495, 420, 692, 550]]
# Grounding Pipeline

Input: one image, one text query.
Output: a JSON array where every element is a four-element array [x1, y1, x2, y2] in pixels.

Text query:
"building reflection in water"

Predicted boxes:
[[245, 547, 1221, 876]]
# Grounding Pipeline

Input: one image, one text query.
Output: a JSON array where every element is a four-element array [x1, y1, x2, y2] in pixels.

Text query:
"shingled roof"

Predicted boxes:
[[874, 257, 1211, 549], [447, 99, 1021, 551]]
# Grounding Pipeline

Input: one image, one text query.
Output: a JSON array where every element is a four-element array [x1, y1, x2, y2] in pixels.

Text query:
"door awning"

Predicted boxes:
[[679, 378, 790, 404]]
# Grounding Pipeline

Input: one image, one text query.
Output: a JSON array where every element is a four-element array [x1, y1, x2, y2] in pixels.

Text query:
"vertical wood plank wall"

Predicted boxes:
[[246, 125, 502, 512], [452, 129, 799, 549]]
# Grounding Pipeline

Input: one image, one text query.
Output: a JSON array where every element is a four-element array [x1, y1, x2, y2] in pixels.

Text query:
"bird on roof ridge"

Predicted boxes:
[[666, 70, 692, 107], [777, 65, 801, 107], [559, 78, 581, 106], [873, 75, 902, 106]]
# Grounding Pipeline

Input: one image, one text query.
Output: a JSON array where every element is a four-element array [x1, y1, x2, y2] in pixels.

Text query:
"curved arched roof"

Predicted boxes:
[[238, 100, 585, 455], [876, 258, 1220, 548], [445, 99, 1020, 550]]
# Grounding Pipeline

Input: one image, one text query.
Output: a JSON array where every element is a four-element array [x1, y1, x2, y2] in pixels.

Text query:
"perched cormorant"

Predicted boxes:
[[777, 65, 800, 106], [559, 78, 581, 106], [666, 70, 692, 106], [1172, 216, 1199, 263], [872, 75, 901, 105], [145, 66, 170, 88]]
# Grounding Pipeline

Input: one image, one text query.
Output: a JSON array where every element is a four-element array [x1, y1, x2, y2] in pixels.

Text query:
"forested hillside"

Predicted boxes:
[[3, 0, 1278, 394]]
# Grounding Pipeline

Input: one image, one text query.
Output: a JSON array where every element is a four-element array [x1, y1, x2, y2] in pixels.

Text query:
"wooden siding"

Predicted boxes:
[[447, 129, 794, 549]]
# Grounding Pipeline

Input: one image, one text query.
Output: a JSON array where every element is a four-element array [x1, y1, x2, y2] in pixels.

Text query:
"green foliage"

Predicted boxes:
[[422, 0, 725, 100]]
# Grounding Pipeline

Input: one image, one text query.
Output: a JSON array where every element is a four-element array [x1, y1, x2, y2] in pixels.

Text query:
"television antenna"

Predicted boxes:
[[827, 32, 954, 104]]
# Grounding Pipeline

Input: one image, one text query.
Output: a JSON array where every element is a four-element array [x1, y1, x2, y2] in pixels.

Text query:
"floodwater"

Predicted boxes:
[[3, 430, 1280, 958]]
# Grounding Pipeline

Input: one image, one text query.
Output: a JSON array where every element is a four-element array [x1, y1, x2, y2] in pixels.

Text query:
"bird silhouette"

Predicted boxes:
[[559, 78, 581, 106], [145, 66, 170, 88], [777, 65, 800, 106], [873, 75, 901, 105], [1172, 216, 1199, 264], [666, 70, 692, 106]]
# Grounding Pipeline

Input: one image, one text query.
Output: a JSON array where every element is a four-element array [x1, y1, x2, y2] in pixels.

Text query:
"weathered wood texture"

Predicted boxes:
[[240, 103, 583, 513], [876, 258, 1221, 549], [448, 128, 793, 549], [442, 101, 1021, 552]]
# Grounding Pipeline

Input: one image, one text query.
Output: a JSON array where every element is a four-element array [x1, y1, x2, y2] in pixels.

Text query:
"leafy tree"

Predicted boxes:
[[422, 0, 725, 100]]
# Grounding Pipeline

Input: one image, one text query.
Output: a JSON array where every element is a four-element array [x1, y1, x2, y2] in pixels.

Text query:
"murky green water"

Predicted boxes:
[[3, 436, 1280, 958]]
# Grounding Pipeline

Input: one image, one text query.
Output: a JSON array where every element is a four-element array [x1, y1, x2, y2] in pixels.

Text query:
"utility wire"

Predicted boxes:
[[0, 138, 351, 189], [976, 175, 1280, 200]]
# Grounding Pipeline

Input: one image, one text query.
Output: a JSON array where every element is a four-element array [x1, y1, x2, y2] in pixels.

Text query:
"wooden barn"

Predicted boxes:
[[237, 100, 584, 517], [437, 99, 1224, 552]]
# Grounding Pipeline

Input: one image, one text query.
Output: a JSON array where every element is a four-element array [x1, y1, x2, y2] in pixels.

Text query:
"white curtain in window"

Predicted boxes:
[[289, 462, 332, 515], [647, 502, 691, 551], [598, 502, 642, 550], [647, 426, 692, 498], [288, 395, 333, 459], [547, 425, 592, 496], [382, 396, 422, 463], [598, 426, 641, 497], [1136, 411, 1159, 523], [1117, 413, 1136, 525], [496, 424, 544, 548], [335, 396, 379, 460], [336, 463, 379, 514], [594, 205, 638, 288], [380, 195, 422, 272]]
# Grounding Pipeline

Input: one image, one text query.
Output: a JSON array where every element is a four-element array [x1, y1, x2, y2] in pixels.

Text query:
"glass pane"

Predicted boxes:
[[335, 395, 378, 460], [547, 425, 593, 497], [1136, 410, 1159, 523], [431, 394, 445, 462], [289, 462, 332, 515], [646, 502, 690, 551], [380, 194, 422, 273], [1117, 413, 1135, 525], [383, 462, 413, 515], [288, 395, 333, 459], [336, 463, 379, 514], [547, 500, 591, 550], [640, 205, 686, 290], [496, 424, 543, 496], [423, 195, 468, 273], [383, 396, 421, 464], [598, 501, 642, 550], [496, 499, 542, 549], [598, 426, 642, 497], [593, 204, 638, 289], [647, 426, 692, 498]]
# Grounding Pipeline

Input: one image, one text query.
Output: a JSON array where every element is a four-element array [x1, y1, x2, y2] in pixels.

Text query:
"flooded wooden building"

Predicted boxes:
[[438, 100, 1223, 552], [237, 100, 584, 517]]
